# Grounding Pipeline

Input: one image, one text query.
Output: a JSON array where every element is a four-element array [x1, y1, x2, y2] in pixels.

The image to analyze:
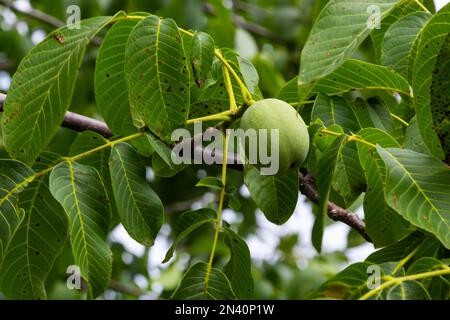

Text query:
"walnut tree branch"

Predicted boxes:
[[203, 2, 286, 44], [0, 93, 113, 138], [176, 132, 371, 242], [108, 279, 145, 297], [0, 0, 64, 28], [299, 172, 371, 242], [0, 0, 102, 46], [0, 92, 371, 242]]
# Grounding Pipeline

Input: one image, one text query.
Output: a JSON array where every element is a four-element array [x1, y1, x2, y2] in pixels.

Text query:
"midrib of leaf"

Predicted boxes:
[[382, 12, 431, 78], [22, 35, 90, 156], [270, 178, 279, 216], [152, 19, 173, 133], [383, 152, 448, 230], [23, 177, 45, 298], [223, 229, 252, 298], [335, 153, 353, 197], [112, 147, 149, 229], [330, 97, 336, 124], [373, 156, 394, 228], [341, 61, 406, 93], [195, 34, 205, 70], [317, 82, 406, 93], [0, 176, 35, 207], [66, 160, 91, 277]]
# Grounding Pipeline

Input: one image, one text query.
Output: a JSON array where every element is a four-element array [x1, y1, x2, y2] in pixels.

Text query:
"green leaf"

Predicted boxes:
[[152, 153, 187, 178], [314, 262, 373, 299], [109, 143, 164, 246], [0, 160, 34, 264], [276, 76, 299, 104], [310, 124, 344, 172], [311, 94, 360, 133], [95, 15, 148, 135], [237, 56, 260, 95], [407, 257, 448, 275], [253, 54, 286, 97], [411, 3, 450, 159], [430, 36, 450, 162], [313, 59, 412, 97], [163, 209, 216, 263], [49, 161, 112, 299], [404, 116, 431, 154], [142, 131, 175, 169], [387, 281, 431, 300], [376, 147, 450, 248], [0, 152, 68, 299], [366, 232, 440, 263], [191, 31, 215, 87], [279, 59, 411, 103], [244, 167, 299, 225], [69, 131, 118, 227], [381, 12, 431, 78], [189, 49, 249, 119], [351, 98, 394, 134], [356, 128, 410, 246], [189, 61, 232, 119], [371, 0, 424, 62], [228, 195, 241, 211], [313, 124, 344, 154], [196, 177, 223, 190], [407, 257, 450, 299], [222, 227, 253, 299], [332, 142, 366, 205], [172, 262, 236, 299], [129, 137, 155, 158], [125, 15, 190, 141], [313, 134, 347, 252], [298, 0, 400, 100], [1, 14, 123, 164]]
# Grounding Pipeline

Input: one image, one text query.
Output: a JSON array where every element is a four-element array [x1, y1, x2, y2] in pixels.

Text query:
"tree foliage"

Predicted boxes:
[[0, 0, 449, 300]]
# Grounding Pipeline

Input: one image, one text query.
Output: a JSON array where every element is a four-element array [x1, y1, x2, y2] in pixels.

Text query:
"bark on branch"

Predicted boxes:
[[299, 172, 371, 242], [0, 0, 64, 28], [0, 93, 113, 138], [0, 92, 371, 242], [0, 0, 101, 45]]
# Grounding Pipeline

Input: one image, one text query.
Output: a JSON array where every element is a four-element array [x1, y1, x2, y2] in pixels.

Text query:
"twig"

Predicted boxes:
[[108, 279, 145, 297], [62, 112, 113, 138], [0, 0, 102, 46], [165, 196, 210, 214], [0, 92, 370, 242], [202, 2, 286, 44], [0, 0, 64, 28], [0, 93, 113, 138], [299, 172, 372, 242], [231, 0, 271, 19]]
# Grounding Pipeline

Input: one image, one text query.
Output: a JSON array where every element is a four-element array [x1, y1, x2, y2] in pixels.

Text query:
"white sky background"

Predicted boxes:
[[0, 0, 449, 293], [436, 0, 450, 9]]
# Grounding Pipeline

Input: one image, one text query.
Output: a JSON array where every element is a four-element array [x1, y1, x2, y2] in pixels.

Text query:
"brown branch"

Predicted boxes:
[[0, 0, 64, 28], [177, 133, 371, 241], [61, 111, 113, 138], [0, 92, 370, 241], [0, 93, 112, 138], [108, 279, 145, 297], [299, 172, 371, 242], [0, 0, 102, 46], [203, 3, 286, 44]]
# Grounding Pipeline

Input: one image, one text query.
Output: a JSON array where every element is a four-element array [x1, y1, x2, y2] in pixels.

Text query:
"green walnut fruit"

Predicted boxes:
[[239, 98, 310, 175]]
